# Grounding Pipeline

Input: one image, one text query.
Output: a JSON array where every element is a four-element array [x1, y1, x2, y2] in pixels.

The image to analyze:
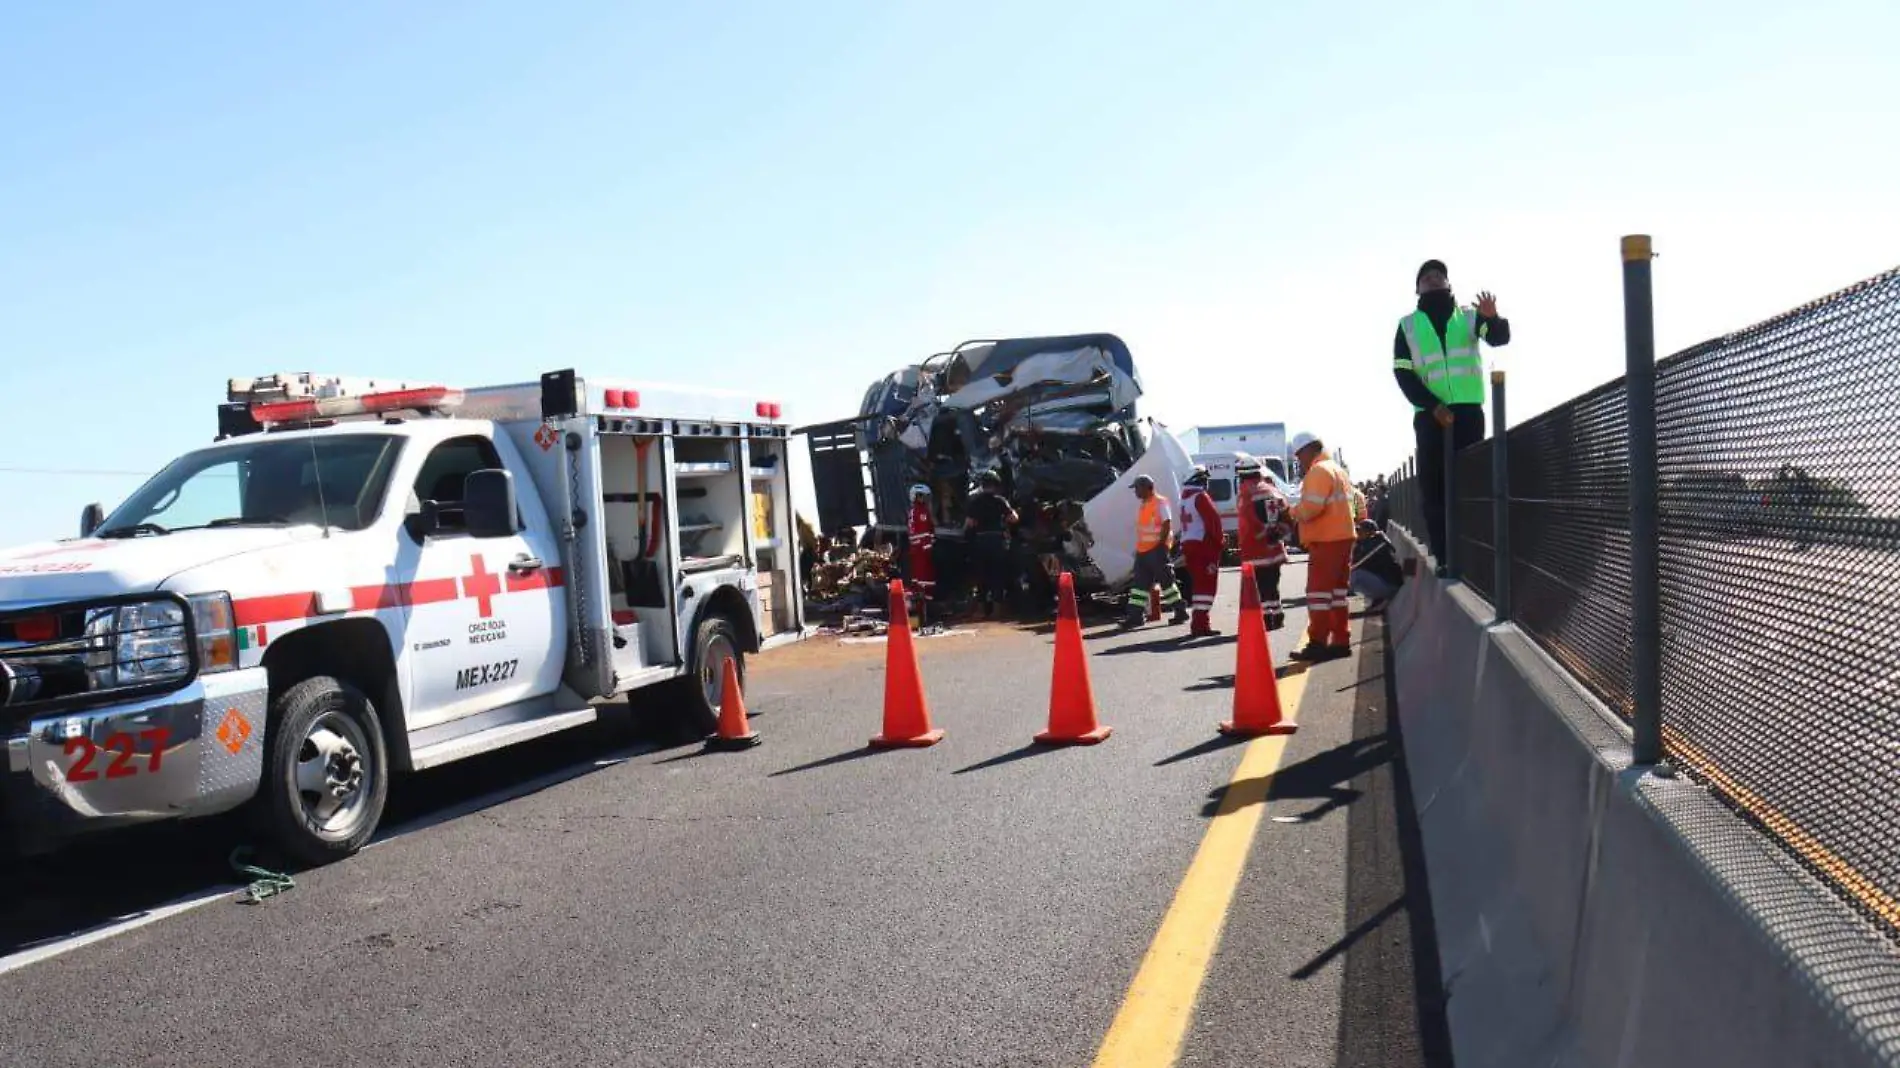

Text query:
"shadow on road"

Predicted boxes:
[[953, 743, 1063, 775], [768, 747, 882, 777], [1197, 734, 1394, 820], [1154, 733, 1249, 767], [1291, 896, 1406, 980], [1185, 662, 1308, 692], [0, 705, 679, 959], [1098, 632, 1235, 656], [1337, 672, 1386, 693]]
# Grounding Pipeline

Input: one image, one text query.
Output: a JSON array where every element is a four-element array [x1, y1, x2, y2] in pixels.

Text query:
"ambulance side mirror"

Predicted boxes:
[[80, 503, 106, 538], [464, 469, 518, 539]]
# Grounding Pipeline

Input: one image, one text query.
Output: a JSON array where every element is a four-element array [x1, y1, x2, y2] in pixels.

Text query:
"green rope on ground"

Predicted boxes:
[[229, 847, 296, 903]]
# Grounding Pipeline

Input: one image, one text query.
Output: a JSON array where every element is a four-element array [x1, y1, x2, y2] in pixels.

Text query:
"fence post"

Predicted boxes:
[[1442, 422, 1458, 578], [1491, 370, 1511, 624], [1623, 234, 1663, 766]]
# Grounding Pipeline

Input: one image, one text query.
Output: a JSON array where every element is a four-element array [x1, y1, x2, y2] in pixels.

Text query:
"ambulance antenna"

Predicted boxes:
[[307, 433, 332, 539]]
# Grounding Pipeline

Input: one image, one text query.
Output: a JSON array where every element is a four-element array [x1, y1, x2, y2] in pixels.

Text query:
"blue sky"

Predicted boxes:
[[4, 0, 1897, 547]]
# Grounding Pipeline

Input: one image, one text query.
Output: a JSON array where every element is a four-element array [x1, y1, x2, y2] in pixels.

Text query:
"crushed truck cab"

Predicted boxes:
[[1, 370, 805, 863]]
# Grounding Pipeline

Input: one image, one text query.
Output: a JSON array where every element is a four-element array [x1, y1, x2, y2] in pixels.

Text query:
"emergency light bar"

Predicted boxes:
[[229, 374, 463, 426], [249, 386, 464, 426]]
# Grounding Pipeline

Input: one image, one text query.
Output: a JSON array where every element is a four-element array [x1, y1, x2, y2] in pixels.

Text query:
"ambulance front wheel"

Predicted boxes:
[[259, 676, 390, 867]]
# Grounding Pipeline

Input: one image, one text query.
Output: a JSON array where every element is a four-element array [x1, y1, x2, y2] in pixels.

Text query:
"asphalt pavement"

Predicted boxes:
[[0, 564, 1448, 1068]]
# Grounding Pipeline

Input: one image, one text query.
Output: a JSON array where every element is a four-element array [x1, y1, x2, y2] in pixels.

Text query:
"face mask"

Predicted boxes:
[[1418, 288, 1456, 316]]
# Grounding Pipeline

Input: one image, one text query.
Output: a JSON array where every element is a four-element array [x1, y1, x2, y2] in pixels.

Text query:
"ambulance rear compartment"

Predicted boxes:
[[593, 421, 802, 674]]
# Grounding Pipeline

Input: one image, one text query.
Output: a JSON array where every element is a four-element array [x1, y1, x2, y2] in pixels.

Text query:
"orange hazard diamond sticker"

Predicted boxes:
[[216, 709, 253, 755], [534, 424, 559, 452]]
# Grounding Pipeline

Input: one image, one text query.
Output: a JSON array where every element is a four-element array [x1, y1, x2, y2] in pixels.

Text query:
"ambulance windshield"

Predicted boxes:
[[98, 433, 404, 537]]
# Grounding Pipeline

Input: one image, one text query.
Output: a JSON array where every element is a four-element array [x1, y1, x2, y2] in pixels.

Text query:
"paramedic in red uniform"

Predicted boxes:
[[905, 483, 936, 611], [1235, 454, 1291, 631], [1178, 466, 1225, 636]]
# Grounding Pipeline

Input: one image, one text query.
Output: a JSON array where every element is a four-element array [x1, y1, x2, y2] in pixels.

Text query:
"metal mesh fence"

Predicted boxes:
[[1654, 266, 1900, 936], [1403, 264, 1900, 941], [1454, 439, 1496, 604], [1388, 458, 1424, 536], [1504, 379, 1635, 715]]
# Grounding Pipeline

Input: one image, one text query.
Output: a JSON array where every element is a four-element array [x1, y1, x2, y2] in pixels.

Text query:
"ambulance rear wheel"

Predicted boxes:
[[259, 676, 389, 867], [673, 613, 743, 739]]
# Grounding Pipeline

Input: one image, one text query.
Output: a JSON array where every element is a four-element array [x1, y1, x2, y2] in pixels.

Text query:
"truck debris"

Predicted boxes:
[[802, 334, 1194, 603]]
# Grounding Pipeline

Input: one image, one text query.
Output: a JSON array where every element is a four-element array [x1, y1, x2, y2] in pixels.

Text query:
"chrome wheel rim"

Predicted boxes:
[[293, 709, 373, 838]]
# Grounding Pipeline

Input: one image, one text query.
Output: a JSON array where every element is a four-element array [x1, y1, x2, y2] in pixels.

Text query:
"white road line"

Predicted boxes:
[[1, 742, 657, 978], [0, 886, 237, 978]]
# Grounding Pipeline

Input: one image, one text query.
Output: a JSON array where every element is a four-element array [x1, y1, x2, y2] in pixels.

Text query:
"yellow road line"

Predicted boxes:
[[1090, 669, 1311, 1068]]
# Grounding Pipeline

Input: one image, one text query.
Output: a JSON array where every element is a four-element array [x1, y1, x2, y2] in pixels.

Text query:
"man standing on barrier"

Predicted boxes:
[[1393, 258, 1511, 573]]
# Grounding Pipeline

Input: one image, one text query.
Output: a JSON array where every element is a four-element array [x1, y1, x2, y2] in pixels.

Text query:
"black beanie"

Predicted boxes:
[[1416, 259, 1448, 285]]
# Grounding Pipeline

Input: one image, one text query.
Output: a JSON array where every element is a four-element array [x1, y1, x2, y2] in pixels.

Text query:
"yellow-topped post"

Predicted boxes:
[[1623, 234, 1662, 766]]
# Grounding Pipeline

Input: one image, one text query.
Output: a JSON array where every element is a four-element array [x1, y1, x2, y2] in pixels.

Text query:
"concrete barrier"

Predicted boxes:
[[1387, 526, 1900, 1067]]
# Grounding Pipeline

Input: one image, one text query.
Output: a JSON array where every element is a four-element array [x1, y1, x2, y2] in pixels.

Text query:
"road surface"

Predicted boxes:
[[1, 564, 1448, 1068]]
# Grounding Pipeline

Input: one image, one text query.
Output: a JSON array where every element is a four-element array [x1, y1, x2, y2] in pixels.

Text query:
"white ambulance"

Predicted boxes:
[[0, 371, 805, 864]]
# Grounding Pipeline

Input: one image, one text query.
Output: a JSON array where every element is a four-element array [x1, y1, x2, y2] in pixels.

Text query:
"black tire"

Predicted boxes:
[[259, 676, 389, 867], [670, 612, 744, 740]]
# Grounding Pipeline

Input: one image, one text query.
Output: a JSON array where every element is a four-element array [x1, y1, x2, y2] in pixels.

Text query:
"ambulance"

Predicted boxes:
[[0, 371, 806, 863]]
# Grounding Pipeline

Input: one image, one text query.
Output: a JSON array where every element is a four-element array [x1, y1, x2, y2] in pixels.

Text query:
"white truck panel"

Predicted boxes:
[[1080, 421, 1197, 589]]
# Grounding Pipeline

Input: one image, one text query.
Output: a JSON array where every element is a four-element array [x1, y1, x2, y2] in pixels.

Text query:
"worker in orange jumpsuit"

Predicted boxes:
[[1287, 432, 1357, 661], [1177, 466, 1226, 636], [905, 484, 936, 619], [1235, 454, 1291, 631]]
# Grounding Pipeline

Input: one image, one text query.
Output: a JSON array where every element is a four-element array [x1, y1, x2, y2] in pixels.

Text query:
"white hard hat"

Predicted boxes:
[[1290, 432, 1322, 455], [909, 483, 931, 499]]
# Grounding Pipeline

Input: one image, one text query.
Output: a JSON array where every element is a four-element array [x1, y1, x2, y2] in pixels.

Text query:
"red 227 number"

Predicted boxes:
[[64, 729, 172, 782]]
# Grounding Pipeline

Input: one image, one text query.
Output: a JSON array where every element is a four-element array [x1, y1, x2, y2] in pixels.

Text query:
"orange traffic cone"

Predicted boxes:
[[872, 579, 945, 748], [705, 657, 761, 750], [1221, 563, 1295, 736], [1037, 572, 1112, 745]]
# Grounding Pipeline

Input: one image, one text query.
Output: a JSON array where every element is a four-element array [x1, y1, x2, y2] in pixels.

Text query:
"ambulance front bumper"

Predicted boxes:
[[3, 668, 269, 852]]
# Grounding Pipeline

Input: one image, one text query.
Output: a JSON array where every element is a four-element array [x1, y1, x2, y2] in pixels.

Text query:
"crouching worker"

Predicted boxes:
[[1350, 519, 1404, 612], [1125, 474, 1188, 628]]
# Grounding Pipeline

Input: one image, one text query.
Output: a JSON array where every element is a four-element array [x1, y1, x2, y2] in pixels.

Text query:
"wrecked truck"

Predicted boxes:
[[800, 334, 1194, 603]]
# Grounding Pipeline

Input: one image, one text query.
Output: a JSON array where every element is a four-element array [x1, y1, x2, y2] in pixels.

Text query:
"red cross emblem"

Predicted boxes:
[[462, 555, 502, 618], [534, 425, 559, 452]]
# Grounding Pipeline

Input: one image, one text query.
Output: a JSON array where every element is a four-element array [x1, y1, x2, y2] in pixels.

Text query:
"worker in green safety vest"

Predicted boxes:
[[1393, 258, 1512, 573]]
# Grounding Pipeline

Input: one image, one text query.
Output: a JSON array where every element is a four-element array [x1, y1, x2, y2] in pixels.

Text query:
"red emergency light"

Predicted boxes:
[[755, 401, 782, 419], [9, 615, 58, 643], [604, 389, 641, 410], [251, 385, 464, 426]]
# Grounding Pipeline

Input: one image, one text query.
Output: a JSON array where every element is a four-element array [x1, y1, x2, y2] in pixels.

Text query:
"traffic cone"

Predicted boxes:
[[704, 657, 761, 750], [872, 579, 945, 748], [1221, 563, 1296, 737], [1037, 572, 1112, 745]]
